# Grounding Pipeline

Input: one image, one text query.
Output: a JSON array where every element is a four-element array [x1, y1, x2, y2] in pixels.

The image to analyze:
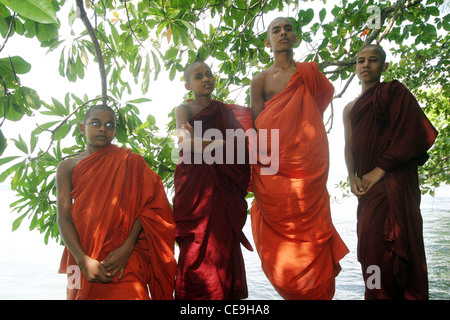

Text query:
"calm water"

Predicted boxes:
[[0, 182, 448, 300]]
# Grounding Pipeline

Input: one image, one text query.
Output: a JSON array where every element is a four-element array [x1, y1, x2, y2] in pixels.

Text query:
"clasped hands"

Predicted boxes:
[[79, 242, 134, 283], [350, 167, 386, 198]]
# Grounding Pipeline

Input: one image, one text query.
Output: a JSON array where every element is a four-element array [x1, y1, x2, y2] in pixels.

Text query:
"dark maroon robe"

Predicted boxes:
[[350, 80, 437, 299], [173, 100, 252, 300]]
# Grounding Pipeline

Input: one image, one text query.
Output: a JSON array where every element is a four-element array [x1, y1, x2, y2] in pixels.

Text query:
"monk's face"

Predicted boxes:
[[265, 18, 299, 52], [185, 62, 216, 97], [80, 109, 116, 149], [354, 47, 389, 85]]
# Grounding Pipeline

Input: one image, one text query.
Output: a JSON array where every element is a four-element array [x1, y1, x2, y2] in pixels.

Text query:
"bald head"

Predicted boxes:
[[357, 44, 387, 64], [267, 17, 293, 37], [184, 60, 207, 82], [83, 105, 116, 124]]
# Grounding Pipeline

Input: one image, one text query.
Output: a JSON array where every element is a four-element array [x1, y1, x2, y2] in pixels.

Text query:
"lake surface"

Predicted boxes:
[[0, 182, 448, 300]]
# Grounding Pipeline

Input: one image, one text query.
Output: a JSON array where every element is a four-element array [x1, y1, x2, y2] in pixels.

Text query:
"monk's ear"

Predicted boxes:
[[264, 38, 272, 49], [79, 123, 86, 135], [184, 82, 191, 91], [294, 34, 299, 45], [382, 62, 389, 72]]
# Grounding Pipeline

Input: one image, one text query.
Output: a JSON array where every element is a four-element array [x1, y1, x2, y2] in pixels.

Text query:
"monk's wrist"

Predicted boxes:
[[76, 254, 91, 270], [374, 167, 386, 177]]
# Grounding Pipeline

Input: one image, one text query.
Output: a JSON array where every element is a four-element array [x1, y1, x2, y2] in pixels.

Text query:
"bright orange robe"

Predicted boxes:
[[250, 62, 349, 300], [59, 144, 176, 300]]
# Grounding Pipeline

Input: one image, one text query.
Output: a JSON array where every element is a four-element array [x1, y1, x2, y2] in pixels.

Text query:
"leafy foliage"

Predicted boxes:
[[0, 0, 448, 243]]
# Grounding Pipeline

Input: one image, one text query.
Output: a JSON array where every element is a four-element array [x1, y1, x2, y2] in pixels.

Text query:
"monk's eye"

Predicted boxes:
[[105, 122, 116, 130], [89, 121, 101, 128]]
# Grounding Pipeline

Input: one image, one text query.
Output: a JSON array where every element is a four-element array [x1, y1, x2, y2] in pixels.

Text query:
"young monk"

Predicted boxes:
[[56, 105, 176, 300], [173, 61, 253, 300], [343, 44, 438, 299], [249, 17, 349, 300]]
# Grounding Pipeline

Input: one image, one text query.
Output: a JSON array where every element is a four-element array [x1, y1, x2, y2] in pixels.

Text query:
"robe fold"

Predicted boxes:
[[350, 80, 437, 299], [250, 62, 349, 300], [58, 144, 176, 300], [173, 100, 252, 300]]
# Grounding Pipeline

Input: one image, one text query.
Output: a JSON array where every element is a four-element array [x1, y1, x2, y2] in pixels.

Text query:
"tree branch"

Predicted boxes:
[[0, 13, 16, 53], [76, 0, 107, 105]]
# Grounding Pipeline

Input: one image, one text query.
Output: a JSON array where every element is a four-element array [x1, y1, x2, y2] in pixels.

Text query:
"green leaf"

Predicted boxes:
[[141, 54, 150, 94], [0, 160, 24, 183], [36, 22, 58, 43], [12, 212, 27, 231], [0, 56, 31, 77], [442, 14, 450, 31], [20, 87, 41, 110], [0, 155, 20, 167], [53, 123, 72, 141], [0, 130, 6, 156], [30, 132, 38, 154], [12, 135, 28, 154], [0, 0, 58, 24], [164, 47, 178, 60], [151, 50, 161, 80], [126, 98, 152, 104], [319, 8, 326, 23]]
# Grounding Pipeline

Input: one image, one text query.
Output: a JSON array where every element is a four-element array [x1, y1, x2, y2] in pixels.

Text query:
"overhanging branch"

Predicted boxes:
[[75, 0, 107, 105]]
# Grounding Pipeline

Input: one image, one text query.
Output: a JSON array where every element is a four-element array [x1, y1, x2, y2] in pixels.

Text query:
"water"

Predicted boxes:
[[0, 182, 448, 300]]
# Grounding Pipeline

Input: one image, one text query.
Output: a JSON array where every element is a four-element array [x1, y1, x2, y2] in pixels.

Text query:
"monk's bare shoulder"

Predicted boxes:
[[56, 152, 88, 179], [343, 99, 357, 117], [175, 103, 192, 126], [251, 69, 269, 84]]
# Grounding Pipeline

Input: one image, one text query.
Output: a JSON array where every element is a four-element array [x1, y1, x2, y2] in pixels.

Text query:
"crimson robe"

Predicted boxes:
[[173, 100, 252, 300], [350, 80, 438, 299], [251, 62, 349, 300], [59, 144, 176, 300]]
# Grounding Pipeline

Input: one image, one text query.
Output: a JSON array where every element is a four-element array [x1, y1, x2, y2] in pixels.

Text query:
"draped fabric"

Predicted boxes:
[[250, 62, 349, 300], [350, 80, 437, 299], [59, 144, 176, 300], [173, 100, 252, 299]]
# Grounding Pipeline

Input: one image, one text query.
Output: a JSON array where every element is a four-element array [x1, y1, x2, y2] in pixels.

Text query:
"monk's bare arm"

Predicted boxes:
[[343, 102, 365, 197], [175, 104, 224, 153], [250, 72, 266, 123], [102, 219, 143, 280], [56, 160, 111, 283]]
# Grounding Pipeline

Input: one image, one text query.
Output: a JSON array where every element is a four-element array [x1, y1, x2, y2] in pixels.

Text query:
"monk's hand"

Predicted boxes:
[[177, 124, 193, 146], [361, 167, 386, 193], [101, 242, 134, 281], [350, 176, 366, 198], [80, 256, 112, 283], [181, 122, 194, 137]]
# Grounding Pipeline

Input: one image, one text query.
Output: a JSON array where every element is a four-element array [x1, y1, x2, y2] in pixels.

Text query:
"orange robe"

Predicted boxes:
[[250, 62, 349, 300], [59, 144, 176, 300]]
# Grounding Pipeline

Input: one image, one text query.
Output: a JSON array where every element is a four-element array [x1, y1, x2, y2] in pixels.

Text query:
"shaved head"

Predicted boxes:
[[83, 105, 116, 124], [357, 44, 387, 64], [184, 60, 207, 82], [267, 17, 293, 37]]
